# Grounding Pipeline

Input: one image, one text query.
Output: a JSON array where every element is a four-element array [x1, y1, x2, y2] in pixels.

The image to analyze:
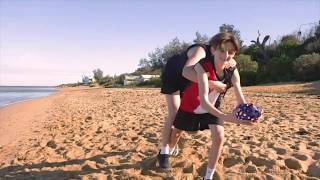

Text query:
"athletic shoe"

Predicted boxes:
[[169, 145, 180, 156], [157, 151, 170, 168]]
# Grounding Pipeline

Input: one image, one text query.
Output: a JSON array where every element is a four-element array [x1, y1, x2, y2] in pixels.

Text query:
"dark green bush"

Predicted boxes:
[[137, 78, 161, 87], [239, 71, 257, 86], [236, 54, 258, 72], [236, 54, 258, 86], [264, 56, 295, 82], [293, 53, 320, 81]]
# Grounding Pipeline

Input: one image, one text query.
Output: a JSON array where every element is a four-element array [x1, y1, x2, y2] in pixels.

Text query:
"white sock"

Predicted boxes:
[[160, 145, 169, 154], [204, 167, 215, 179]]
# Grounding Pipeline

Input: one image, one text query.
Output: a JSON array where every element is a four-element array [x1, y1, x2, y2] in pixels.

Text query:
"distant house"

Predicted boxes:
[[82, 76, 96, 85], [139, 75, 160, 82], [82, 76, 92, 85], [123, 75, 140, 85], [123, 74, 160, 85]]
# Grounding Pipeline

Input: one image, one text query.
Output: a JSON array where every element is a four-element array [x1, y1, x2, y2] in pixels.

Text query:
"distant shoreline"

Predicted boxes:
[[0, 86, 59, 108], [0, 91, 59, 109], [0, 85, 58, 87]]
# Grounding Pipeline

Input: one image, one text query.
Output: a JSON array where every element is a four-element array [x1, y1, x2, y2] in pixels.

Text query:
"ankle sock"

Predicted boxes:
[[160, 145, 169, 154], [204, 167, 215, 179]]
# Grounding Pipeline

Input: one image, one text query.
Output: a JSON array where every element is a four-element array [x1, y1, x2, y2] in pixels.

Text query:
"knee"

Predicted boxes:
[[174, 129, 183, 137], [213, 131, 224, 145], [172, 128, 183, 137]]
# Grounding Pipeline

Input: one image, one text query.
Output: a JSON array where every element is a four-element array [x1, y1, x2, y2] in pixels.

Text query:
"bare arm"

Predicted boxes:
[[182, 46, 237, 92], [182, 46, 206, 82], [182, 46, 226, 91], [195, 64, 254, 125], [231, 68, 246, 106], [194, 63, 226, 119]]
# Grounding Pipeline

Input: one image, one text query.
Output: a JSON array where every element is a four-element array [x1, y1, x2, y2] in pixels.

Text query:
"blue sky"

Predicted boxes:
[[1, 0, 319, 86]]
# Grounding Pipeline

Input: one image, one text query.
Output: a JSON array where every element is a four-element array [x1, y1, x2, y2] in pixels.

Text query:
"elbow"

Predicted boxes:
[[182, 67, 187, 78], [200, 99, 211, 111], [182, 66, 190, 79]]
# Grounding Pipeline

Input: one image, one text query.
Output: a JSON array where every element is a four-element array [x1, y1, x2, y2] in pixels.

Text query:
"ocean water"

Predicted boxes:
[[0, 86, 58, 108]]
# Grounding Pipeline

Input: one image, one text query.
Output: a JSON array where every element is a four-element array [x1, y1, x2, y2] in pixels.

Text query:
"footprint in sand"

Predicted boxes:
[[245, 164, 258, 173], [292, 153, 309, 161], [307, 160, 320, 178], [313, 152, 320, 160], [284, 157, 303, 170], [245, 155, 276, 169], [223, 156, 245, 168], [273, 146, 289, 155]]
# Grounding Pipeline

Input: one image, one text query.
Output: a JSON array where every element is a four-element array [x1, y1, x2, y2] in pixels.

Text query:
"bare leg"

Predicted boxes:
[[160, 91, 180, 147], [169, 127, 183, 148], [207, 125, 224, 169]]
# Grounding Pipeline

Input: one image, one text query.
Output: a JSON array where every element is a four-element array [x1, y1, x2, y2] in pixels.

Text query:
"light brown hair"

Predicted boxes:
[[209, 32, 240, 52]]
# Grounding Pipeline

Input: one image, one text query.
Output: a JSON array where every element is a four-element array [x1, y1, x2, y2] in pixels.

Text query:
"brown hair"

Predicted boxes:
[[209, 32, 240, 52]]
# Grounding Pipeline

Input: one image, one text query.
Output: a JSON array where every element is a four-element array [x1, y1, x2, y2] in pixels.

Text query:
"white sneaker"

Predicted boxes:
[[169, 145, 180, 156]]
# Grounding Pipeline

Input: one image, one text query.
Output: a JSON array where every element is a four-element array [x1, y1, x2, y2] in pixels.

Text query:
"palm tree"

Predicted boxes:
[[250, 31, 271, 72]]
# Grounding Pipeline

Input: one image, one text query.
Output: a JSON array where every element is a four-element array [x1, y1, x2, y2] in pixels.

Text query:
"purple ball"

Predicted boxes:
[[235, 103, 263, 121]]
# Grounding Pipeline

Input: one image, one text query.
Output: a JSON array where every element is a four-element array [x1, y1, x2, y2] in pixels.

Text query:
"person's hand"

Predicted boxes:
[[225, 58, 237, 68], [209, 80, 227, 93]]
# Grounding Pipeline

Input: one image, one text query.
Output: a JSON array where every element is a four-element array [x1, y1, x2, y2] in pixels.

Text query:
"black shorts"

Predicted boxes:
[[160, 54, 190, 95], [173, 109, 224, 131]]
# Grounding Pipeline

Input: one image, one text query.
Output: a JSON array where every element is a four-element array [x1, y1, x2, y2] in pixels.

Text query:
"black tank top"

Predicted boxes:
[[185, 44, 212, 59], [173, 44, 212, 74]]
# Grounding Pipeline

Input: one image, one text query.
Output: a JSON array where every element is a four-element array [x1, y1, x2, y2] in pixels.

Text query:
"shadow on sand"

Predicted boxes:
[[293, 81, 320, 95], [0, 150, 168, 180]]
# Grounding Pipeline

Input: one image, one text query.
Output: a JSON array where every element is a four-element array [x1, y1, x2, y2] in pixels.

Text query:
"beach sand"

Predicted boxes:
[[0, 82, 319, 179]]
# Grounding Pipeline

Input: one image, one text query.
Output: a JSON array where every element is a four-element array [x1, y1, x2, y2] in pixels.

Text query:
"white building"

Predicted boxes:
[[123, 74, 160, 85], [123, 75, 140, 86], [139, 75, 160, 82], [82, 76, 92, 85]]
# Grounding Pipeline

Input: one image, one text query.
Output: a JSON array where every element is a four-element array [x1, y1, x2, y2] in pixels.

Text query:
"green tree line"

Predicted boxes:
[[78, 22, 319, 88], [135, 22, 320, 86]]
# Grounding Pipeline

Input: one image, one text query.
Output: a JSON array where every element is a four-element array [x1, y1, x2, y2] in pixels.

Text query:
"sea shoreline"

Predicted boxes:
[[0, 86, 59, 108]]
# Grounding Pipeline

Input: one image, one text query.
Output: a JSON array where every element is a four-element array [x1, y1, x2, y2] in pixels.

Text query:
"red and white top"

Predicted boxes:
[[180, 57, 222, 114]]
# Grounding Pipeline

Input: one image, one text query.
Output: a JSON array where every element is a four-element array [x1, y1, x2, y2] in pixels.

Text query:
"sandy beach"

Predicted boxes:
[[0, 82, 319, 179]]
